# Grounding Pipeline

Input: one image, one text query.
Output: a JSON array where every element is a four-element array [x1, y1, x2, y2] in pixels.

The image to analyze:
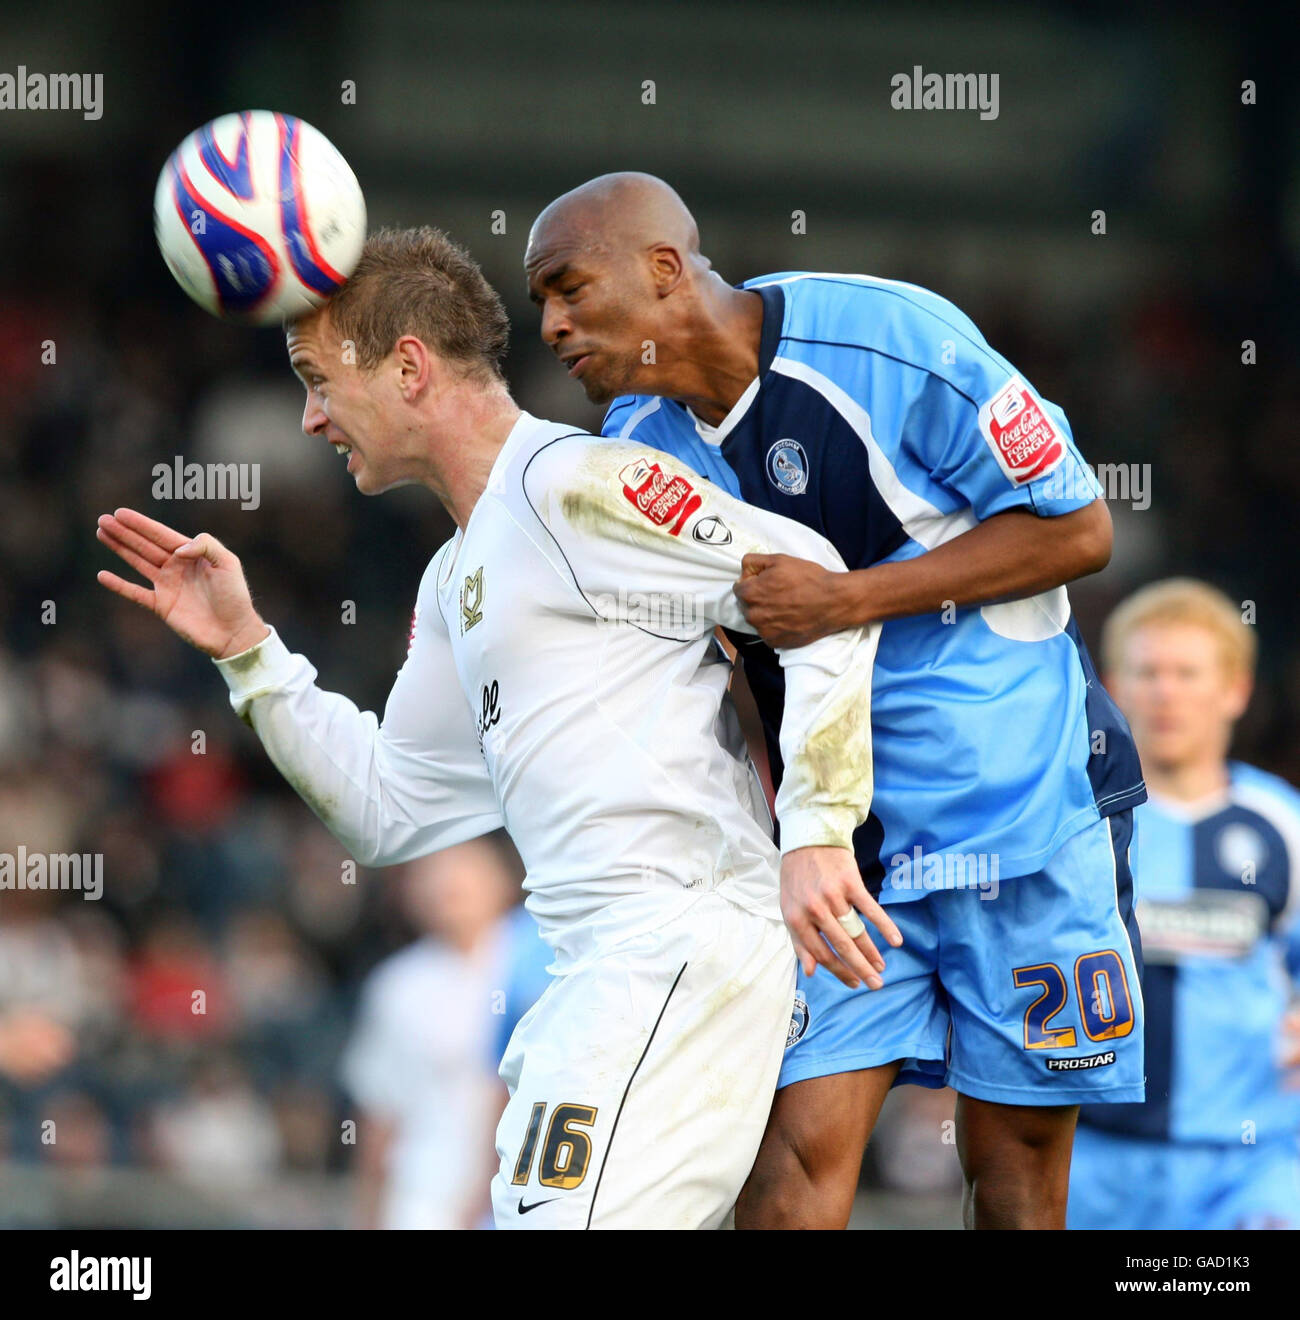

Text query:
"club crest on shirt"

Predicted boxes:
[[979, 376, 1064, 487], [461, 567, 484, 633], [786, 992, 810, 1048], [619, 458, 702, 536], [766, 439, 808, 495], [1215, 822, 1269, 879]]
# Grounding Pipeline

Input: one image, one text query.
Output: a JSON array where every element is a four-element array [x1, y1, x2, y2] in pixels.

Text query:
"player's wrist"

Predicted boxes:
[[836, 569, 878, 629], [216, 617, 271, 660], [842, 561, 932, 626], [778, 808, 858, 854]]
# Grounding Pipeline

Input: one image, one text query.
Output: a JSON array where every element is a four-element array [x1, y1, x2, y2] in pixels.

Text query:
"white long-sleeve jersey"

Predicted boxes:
[[216, 413, 879, 971]]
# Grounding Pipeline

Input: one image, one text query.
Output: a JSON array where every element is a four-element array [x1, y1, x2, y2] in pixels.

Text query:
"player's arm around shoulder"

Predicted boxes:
[[524, 432, 879, 627], [738, 286, 1117, 645]]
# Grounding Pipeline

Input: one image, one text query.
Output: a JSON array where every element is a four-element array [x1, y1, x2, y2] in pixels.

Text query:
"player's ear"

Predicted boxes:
[[1222, 668, 1252, 722], [648, 243, 685, 297], [394, 334, 432, 399]]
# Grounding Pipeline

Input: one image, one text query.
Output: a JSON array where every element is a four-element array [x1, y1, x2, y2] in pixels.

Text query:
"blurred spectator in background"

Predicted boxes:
[[1069, 580, 1300, 1229], [148, 1053, 282, 1190], [0, 1010, 75, 1087], [339, 835, 550, 1229]]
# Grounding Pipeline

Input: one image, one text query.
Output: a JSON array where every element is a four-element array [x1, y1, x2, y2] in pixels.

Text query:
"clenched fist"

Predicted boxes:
[[733, 552, 857, 648]]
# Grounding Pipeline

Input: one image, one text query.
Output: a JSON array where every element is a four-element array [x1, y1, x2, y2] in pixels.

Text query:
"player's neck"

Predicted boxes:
[[659, 282, 763, 427], [443, 924, 494, 958], [425, 388, 521, 530], [1143, 753, 1231, 804]]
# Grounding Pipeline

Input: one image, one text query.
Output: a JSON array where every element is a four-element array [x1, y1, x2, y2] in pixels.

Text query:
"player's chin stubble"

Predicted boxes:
[[582, 354, 635, 407]]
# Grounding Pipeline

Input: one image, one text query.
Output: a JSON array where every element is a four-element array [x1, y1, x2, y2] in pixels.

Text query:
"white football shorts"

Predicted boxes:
[[492, 891, 795, 1229]]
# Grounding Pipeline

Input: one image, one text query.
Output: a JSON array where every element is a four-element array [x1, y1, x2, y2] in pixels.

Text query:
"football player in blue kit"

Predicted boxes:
[[525, 173, 1148, 1229], [1068, 579, 1300, 1229]]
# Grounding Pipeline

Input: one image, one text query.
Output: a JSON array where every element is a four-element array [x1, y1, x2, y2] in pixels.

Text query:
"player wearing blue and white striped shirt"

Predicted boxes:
[[1069, 580, 1300, 1229], [526, 173, 1147, 1229]]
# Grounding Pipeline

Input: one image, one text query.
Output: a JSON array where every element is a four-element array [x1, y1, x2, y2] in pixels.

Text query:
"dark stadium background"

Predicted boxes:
[[0, 1, 1293, 1227]]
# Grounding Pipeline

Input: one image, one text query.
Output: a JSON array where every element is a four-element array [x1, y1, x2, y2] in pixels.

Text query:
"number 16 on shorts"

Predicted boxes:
[[511, 1101, 599, 1190]]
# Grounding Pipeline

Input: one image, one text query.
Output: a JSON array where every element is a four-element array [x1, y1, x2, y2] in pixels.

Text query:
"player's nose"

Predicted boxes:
[[301, 391, 328, 437], [539, 299, 571, 349]]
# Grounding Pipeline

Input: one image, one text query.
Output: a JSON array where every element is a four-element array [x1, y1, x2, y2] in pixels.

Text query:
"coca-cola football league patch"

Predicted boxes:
[[619, 458, 702, 536], [978, 375, 1065, 487]]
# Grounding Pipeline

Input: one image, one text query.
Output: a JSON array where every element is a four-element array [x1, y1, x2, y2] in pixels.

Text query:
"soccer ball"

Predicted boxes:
[[153, 110, 366, 324]]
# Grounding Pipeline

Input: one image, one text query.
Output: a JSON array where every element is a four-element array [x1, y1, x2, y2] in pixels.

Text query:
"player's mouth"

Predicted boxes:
[[331, 440, 358, 472], [563, 352, 593, 379], [1144, 715, 1189, 741]]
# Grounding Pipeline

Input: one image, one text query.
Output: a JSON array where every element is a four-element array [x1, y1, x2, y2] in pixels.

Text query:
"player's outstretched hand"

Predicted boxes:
[[780, 846, 902, 990], [96, 508, 269, 660], [734, 553, 855, 648]]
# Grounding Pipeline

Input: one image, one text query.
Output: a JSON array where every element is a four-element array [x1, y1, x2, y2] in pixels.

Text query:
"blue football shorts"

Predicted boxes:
[[779, 810, 1146, 1106]]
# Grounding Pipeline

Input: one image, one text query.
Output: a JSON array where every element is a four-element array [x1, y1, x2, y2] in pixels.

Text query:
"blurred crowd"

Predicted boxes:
[[0, 293, 496, 1216], [0, 175, 1296, 1223]]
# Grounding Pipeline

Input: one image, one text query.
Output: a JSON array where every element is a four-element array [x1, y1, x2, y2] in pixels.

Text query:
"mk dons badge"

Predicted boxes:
[[461, 567, 484, 633]]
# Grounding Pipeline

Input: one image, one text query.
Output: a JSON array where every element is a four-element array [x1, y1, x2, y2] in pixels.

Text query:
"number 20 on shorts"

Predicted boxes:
[[1012, 950, 1135, 1049]]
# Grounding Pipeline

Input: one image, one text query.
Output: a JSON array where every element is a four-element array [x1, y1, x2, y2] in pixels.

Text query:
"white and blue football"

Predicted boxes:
[[153, 110, 366, 324]]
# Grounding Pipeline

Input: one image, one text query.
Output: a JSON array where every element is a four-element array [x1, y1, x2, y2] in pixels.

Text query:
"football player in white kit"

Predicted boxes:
[[95, 227, 899, 1229]]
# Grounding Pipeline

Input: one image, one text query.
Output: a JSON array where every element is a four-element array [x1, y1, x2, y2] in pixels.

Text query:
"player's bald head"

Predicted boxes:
[[526, 172, 700, 267], [526, 174, 717, 405]]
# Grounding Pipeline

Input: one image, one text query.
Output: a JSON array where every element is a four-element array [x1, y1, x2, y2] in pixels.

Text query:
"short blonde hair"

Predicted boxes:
[[324, 226, 510, 379], [1102, 578, 1256, 679]]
